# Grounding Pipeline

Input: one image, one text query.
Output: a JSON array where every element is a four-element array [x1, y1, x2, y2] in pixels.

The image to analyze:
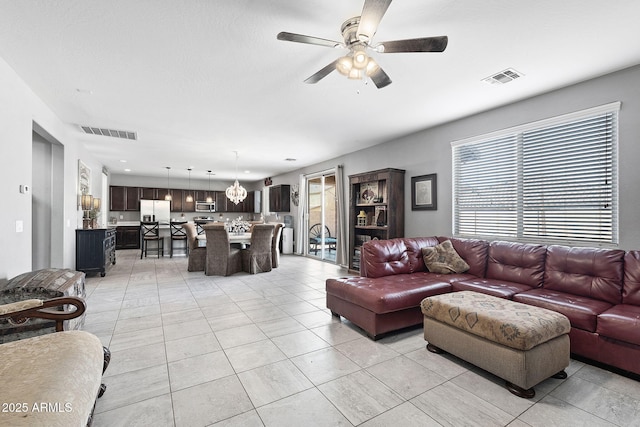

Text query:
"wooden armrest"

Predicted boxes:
[[0, 296, 87, 332]]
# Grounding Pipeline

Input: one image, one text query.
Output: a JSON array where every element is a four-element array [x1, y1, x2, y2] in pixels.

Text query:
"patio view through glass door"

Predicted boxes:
[[306, 171, 337, 263]]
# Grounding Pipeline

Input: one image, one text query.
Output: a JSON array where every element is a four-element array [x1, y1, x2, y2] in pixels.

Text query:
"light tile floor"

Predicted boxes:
[[87, 250, 640, 426]]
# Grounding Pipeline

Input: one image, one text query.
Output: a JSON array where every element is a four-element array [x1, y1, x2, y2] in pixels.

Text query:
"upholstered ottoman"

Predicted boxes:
[[420, 291, 570, 398], [0, 269, 86, 343]]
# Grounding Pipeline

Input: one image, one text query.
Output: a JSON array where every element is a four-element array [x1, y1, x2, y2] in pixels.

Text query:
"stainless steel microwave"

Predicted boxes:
[[195, 201, 216, 212]]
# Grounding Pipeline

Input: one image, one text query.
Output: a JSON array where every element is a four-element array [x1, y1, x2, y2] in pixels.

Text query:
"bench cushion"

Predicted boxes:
[[0, 330, 103, 426], [421, 291, 570, 351]]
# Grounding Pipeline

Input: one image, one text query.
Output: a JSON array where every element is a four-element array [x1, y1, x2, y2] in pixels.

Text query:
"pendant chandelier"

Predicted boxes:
[[164, 167, 172, 201], [185, 167, 193, 203], [206, 170, 213, 203], [226, 151, 247, 205]]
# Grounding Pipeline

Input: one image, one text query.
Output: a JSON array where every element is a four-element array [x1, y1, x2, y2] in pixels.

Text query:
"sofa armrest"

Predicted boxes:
[[0, 296, 87, 332]]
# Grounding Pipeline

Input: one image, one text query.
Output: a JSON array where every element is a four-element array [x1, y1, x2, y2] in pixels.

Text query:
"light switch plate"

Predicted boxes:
[[16, 220, 23, 232]]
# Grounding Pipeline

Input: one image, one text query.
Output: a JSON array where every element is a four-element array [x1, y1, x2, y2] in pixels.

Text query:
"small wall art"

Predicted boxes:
[[411, 173, 437, 210]]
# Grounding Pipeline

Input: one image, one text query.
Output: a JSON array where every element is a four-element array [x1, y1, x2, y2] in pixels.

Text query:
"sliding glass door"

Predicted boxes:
[[306, 171, 337, 263]]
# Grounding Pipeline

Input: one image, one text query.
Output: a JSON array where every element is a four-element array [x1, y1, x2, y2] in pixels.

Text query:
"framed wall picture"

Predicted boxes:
[[411, 174, 437, 210], [78, 160, 91, 208]]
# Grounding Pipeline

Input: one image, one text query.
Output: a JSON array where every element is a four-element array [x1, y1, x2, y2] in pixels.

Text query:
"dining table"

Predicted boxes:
[[196, 232, 252, 248]]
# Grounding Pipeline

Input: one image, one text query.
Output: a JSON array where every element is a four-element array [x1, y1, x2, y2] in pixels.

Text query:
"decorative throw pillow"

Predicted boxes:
[[421, 240, 470, 274]]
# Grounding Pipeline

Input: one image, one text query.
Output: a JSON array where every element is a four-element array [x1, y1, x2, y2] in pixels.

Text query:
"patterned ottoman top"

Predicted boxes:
[[420, 291, 570, 351]]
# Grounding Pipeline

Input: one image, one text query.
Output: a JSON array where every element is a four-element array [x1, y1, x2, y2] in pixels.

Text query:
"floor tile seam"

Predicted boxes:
[[216, 335, 272, 353], [571, 367, 640, 401], [165, 346, 225, 364], [102, 359, 170, 380], [544, 380, 633, 425], [314, 379, 379, 426], [165, 366, 237, 395], [242, 380, 318, 411], [93, 391, 175, 418]]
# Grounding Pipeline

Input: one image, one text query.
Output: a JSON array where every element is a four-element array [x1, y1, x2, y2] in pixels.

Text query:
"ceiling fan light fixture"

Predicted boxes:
[[348, 68, 363, 80], [352, 49, 369, 69], [365, 58, 379, 76], [336, 56, 353, 76]]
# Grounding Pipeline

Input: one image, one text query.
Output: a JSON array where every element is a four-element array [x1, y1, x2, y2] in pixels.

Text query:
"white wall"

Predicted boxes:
[[271, 65, 640, 250], [2, 58, 639, 280], [0, 57, 105, 279]]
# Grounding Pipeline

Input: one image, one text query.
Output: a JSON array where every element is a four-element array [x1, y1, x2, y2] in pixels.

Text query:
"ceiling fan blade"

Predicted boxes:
[[304, 59, 339, 84], [378, 36, 448, 53], [369, 66, 392, 89], [357, 0, 392, 42], [277, 32, 343, 48]]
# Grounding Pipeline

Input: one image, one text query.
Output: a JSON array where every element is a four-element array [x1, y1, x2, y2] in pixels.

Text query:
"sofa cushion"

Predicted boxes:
[[513, 288, 612, 332], [360, 238, 411, 278], [486, 241, 546, 287], [623, 251, 640, 305], [403, 237, 440, 273], [326, 274, 452, 313], [543, 245, 624, 305], [422, 240, 470, 274], [437, 236, 489, 278], [596, 304, 640, 346], [451, 278, 533, 299]]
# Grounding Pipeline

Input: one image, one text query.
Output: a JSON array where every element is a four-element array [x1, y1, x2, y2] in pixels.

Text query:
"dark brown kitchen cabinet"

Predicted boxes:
[[156, 188, 170, 202], [140, 187, 157, 200], [126, 187, 140, 211], [215, 191, 228, 212], [110, 186, 138, 211], [109, 186, 126, 211], [269, 185, 290, 212], [183, 190, 195, 212], [115, 226, 140, 249], [169, 189, 183, 212]]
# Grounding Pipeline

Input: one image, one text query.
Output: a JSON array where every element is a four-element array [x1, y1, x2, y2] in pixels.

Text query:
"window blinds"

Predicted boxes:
[[452, 103, 619, 244]]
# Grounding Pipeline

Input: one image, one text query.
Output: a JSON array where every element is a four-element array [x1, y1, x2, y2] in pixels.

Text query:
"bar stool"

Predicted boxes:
[[140, 221, 163, 258], [170, 221, 188, 258]]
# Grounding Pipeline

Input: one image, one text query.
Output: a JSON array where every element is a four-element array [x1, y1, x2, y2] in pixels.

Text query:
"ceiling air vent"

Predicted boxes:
[[482, 68, 524, 85], [80, 126, 137, 140]]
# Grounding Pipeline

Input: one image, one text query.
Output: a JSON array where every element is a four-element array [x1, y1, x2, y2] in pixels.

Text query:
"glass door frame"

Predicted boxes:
[[304, 168, 336, 262]]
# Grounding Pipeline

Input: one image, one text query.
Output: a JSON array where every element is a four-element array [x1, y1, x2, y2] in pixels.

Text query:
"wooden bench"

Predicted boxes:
[[421, 291, 570, 398]]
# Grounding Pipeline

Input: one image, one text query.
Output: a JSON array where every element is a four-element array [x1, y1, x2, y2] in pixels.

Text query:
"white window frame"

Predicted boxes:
[[452, 102, 620, 246]]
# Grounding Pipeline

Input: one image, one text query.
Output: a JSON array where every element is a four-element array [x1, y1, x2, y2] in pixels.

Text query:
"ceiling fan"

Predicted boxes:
[[277, 0, 448, 89]]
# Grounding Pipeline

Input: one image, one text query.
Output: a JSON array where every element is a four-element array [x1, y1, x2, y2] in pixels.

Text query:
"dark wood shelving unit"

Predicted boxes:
[[348, 168, 405, 273]]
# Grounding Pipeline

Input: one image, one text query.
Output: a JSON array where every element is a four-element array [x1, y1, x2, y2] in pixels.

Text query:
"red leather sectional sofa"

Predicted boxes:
[[326, 236, 640, 376]]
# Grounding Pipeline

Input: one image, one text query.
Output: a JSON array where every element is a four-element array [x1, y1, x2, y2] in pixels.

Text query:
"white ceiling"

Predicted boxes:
[[1, 0, 640, 182]]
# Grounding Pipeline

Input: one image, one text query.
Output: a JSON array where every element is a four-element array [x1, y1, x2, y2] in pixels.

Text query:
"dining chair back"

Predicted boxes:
[[242, 224, 275, 274], [271, 223, 283, 268], [140, 221, 163, 259], [170, 221, 188, 258], [204, 225, 242, 276], [182, 223, 205, 271]]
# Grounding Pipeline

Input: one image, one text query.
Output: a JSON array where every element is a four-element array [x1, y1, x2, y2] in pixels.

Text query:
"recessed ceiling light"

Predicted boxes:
[[244, 170, 251, 174], [120, 159, 127, 163], [124, 168, 131, 172]]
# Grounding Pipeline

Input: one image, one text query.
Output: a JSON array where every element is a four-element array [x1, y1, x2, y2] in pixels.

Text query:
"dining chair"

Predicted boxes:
[[169, 221, 188, 258], [140, 221, 163, 259], [182, 223, 205, 271], [271, 223, 283, 268], [242, 224, 275, 274], [204, 225, 242, 276]]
